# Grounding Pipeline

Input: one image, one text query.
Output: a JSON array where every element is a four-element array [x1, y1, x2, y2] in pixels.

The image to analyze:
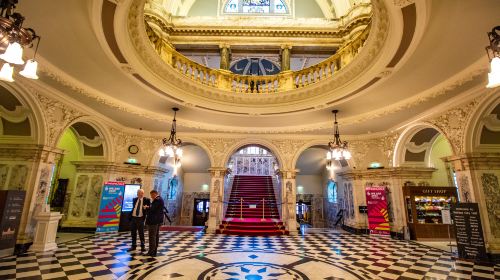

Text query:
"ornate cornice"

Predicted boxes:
[[445, 153, 500, 171], [72, 160, 169, 174], [125, 0, 390, 109], [337, 167, 435, 180]]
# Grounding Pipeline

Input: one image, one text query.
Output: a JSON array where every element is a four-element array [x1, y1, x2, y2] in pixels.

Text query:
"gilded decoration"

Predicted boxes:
[[427, 96, 484, 154], [481, 173, 500, 238], [35, 93, 85, 147]]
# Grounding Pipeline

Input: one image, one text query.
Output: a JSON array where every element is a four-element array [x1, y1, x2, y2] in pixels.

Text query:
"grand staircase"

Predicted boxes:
[[217, 175, 288, 236]]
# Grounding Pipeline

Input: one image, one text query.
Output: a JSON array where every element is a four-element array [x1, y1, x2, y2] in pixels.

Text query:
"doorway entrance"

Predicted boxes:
[[193, 199, 209, 226]]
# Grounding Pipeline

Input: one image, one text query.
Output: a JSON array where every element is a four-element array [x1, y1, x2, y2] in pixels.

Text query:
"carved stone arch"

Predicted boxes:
[[291, 139, 352, 170], [221, 139, 284, 169], [393, 122, 454, 167], [464, 91, 500, 153], [56, 117, 113, 161], [0, 82, 46, 145], [149, 136, 214, 168]]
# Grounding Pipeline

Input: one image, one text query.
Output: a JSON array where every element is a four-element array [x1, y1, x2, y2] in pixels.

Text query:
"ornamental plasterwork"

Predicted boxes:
[[199, 137, 239, 166], [481, 173, 500, 238], [271, 139, 309, 169], [34, 92, 85, 147], [127, 0, 389, 106], [427, 97, 484, 154], [392, 0, 414, 7], [347, 132, 399, 168], [110, 128, 161, 161]]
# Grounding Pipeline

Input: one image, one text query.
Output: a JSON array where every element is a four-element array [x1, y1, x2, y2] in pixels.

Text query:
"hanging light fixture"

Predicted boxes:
[[326, 110, 351, 162], [0, 0, 41, 82], [159, 108, 183, 174], [486, 26, 500, 88]]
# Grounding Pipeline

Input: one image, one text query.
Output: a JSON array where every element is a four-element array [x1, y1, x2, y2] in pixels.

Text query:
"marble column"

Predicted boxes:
[[207, 167, 228, 233], [281, 170, 298, 235], [445, 153, 500, 255], [280, 45, 292, 72], [219, 44, 231, 70]]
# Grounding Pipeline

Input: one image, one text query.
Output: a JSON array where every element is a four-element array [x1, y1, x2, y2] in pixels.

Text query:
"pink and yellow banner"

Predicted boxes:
[[365, 186, 390, 235]]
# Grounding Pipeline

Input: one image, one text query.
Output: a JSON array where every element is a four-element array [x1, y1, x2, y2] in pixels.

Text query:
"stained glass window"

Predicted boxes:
[[223, 0, 289, 15]]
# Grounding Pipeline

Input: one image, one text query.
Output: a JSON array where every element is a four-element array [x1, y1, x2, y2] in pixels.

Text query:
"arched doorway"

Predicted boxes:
[[52, 121, 107, 230], [227, 145, 278, 176], [294, 145, 349, 229], [395, 125, 454, 186], [158, 143, 211, 226]]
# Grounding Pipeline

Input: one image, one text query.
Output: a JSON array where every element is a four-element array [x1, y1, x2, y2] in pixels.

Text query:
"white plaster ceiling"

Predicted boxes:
[[13, 0, 500, 136], [296, 146, 329, 175], [179, 144, 211, 173]]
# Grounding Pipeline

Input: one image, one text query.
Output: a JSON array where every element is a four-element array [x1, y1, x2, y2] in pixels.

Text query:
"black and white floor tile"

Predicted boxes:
[[0, 229, 498, 280]]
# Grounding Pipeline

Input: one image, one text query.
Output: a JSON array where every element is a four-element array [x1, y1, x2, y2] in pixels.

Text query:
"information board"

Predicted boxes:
[[365, 186, 390, 235], [451, 203, 487, 260], [0, 191, 26, 250], [96, 182, 125, 233]]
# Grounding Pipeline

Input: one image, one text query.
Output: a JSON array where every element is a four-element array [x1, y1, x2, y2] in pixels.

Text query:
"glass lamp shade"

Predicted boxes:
[[0, 63, 14, 82], [165, 145, 174, 157], [326, 151, 332, 160], [158, 148, 166, 157], [486, 57, 500, 88], [0, 42, 25, 65], [344, 150, 352, 160], [175, 147, 183, 158], [20, 59, 39, 79]]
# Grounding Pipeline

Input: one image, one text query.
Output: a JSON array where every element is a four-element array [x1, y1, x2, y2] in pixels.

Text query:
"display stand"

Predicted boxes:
[[31, 209, 63, 252], [403, 186, 458, 240]]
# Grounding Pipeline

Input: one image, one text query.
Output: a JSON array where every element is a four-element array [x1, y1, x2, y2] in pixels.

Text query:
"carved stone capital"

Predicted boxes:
[[444, 153, 500, 171]]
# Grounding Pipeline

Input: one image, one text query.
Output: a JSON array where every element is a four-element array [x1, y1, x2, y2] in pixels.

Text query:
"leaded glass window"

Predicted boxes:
[[223, 0, 290, 15]]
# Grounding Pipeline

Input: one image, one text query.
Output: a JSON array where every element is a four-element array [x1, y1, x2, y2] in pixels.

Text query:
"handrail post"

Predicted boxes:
[[240, 197, 243, 220], [261, 198, 265, 221]]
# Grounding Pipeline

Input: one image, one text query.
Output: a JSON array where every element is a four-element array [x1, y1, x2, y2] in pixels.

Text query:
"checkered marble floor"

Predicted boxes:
[[0, 230, 498, 280]]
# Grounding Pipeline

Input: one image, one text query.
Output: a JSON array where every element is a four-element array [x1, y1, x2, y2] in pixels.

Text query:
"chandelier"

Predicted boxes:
[[326, 110, 351, 161], [0, 0, 41, 82], [158, 108, 183, 171], [486, 26, 500, 88]]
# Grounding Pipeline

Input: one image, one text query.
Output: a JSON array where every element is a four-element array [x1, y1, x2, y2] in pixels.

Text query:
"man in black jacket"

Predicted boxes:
[[128, 189, 150, 252], [144, 189, 164, 257]]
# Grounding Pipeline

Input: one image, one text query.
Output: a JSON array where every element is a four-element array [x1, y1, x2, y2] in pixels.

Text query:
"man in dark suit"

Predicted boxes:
[[128, 189, 150, 252], [144, 189, 164, 257]]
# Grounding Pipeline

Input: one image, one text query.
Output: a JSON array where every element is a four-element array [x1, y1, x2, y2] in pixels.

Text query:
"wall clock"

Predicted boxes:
[[128, 145, 139, 154]]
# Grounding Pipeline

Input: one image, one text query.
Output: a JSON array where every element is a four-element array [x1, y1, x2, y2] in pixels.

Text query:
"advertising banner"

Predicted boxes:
[[96, 182, 125, 233], [122, 184, 141, 212], [365, 186, 390, 235]]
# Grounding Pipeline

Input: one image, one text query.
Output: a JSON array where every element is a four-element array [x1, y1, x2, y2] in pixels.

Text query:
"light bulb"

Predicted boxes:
[[326, 151, 332, 160], [486, 56, 500, 88], [165, 146, 174, 157], [0, 42, 24, 65], [158, 149, 165, 157], [20, 59, 39, 79], [343, 150, 352, 160], [0, 63, 14, 82], [175, 147, 183, 157]]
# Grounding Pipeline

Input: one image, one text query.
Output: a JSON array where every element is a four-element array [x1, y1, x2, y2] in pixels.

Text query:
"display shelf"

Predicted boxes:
[[403, 186, 458, 240]]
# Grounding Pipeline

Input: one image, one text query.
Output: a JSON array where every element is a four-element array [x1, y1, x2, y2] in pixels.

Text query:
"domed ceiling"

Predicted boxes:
[[14, 0, 500, 136]]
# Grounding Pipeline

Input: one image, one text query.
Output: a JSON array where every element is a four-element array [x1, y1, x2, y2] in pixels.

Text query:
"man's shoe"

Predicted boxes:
[[127, 247, 136, 252]]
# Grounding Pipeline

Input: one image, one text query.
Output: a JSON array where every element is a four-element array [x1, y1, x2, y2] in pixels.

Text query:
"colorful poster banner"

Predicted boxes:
[[96, 182, 125, 233], [365, 186, 390, 235]]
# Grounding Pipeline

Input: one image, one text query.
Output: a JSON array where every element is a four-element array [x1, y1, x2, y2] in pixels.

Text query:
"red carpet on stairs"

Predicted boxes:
[[216, 175, 288, 236]]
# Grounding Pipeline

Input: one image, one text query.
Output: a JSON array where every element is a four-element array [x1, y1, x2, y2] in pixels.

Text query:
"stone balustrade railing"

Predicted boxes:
[[147, 22, 370, 94]]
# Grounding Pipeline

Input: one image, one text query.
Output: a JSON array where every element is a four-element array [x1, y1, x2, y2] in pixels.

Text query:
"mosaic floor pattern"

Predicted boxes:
[[0, 229, 498, 280]]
